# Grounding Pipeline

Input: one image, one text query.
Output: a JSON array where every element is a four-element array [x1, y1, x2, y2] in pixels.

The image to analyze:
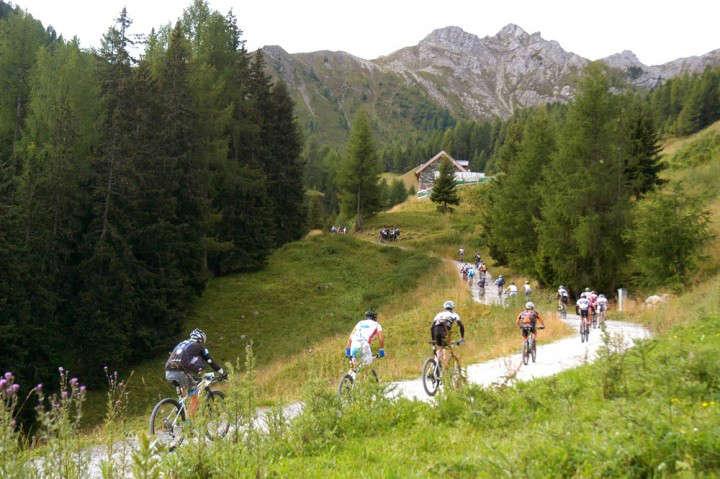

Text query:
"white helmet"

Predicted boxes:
[[525, 302, 535, 310], [190, 328, 207, 343], [443, 300, 455, 311]]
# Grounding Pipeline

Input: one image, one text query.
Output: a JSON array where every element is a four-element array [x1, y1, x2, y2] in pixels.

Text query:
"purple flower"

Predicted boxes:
[[4, 372, 12, 381], [69, 377, 78, 387], [35, 384, 43, 392], [61, 391, 68, 400], [10, 384, 19, 394], [79, 385, 86, 394], [0, 379, 6, 390]]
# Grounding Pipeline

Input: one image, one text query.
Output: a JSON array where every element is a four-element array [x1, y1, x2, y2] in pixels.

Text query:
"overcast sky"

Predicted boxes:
[[17, 0, 720, 65]]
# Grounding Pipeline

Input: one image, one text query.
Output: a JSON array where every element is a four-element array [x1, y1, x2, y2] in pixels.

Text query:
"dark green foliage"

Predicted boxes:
[[338, 112, 381, 229], [627, 186, 711, 288], [649, 66, 720, 136], [388, 179, 408, 206], [0, 2, 307, 399], [622, 96, 666, 198], [482, 107, 555, 272], [430, 158, 459, 212]]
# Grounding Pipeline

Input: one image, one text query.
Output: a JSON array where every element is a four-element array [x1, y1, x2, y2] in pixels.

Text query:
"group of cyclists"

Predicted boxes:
[[161, 252, 611, 416], [378, 226, 401, 242]]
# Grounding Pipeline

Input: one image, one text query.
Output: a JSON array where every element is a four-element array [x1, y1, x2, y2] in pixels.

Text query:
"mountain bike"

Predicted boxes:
[[337, 353, 381, 398], [591, 308, 598, 329], [579, 314, 590, 343], [149, 372, 229, 448], [422, 340, 466, 396], [557, 302, 567, 320], [520, 326, 542, 365]]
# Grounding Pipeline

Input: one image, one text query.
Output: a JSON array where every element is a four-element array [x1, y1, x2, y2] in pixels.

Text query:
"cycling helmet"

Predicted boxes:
[[443, 300, 455, 311], [559, 285, 565, 289], [525, 302, 535, 310], [584, 287, 591, 292], [364, 310, 378, 321], [190, 328, 207, 343]]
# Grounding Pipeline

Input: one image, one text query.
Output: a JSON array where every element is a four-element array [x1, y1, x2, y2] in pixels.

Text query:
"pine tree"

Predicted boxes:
[[483, 107, 555, 272], [338, 111, 381, 229], [622, 97, 665, 199], [536, 63, 631, 291], [430, 158, 459, 212], [389, 179, 408, 206]]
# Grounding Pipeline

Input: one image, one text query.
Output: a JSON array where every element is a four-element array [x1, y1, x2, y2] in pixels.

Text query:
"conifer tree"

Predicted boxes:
[[338, 112, 381, 229], [430, 158, 459, 212]]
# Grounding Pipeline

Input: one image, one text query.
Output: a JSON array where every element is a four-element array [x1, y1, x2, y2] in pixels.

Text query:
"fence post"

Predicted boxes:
[[617, 288, 626, 312]]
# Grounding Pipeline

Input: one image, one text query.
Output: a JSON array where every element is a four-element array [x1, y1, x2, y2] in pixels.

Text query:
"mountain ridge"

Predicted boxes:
[[260, 24, 720, 145]]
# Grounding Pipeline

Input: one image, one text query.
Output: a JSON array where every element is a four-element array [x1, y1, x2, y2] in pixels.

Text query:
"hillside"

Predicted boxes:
[[263, 24, 720, 147]]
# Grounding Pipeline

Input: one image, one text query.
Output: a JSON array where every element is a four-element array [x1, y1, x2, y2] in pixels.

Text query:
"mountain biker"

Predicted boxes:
[[523, 281, 532, 298], [576, 295, 591, 328], [504, 283, 518, 297], [516, 301, 545, 342], [345, 310, 385, 367], [557, 285, 569, 309], [597, 294, 608, 322], [458, 248, 465, 262], [474, 252, 482, 269], [165, 328, 226, 417], [431, 300, 465, 368], [467, 266, 475, 283], [477, 274, 486, 294], [495, 275, 505, 296], [580, 287, 591, 299]]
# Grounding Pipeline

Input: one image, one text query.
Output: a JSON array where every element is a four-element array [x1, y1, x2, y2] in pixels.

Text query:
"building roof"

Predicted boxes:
[[414, 150, 469, 177]]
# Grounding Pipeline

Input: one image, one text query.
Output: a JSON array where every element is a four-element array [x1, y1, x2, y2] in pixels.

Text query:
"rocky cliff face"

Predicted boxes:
[[260, 24, 720, 144]]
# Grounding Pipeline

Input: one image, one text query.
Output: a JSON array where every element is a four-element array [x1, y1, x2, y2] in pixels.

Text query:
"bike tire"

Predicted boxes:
[[531, 338, 537, 363], [149, 398, 185, 448], [522, 340, 529, 365], [204, 390, 229, 440], [422, 357, 440, 396], [369, 369, 379, 383], [337, 373, 354, 398]]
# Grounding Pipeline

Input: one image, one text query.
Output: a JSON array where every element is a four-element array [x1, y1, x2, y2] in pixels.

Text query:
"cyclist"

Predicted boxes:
[[345, 310, 385, 367], [165, 328, 226, 417], [477, 274, 486, 296], [467, 265, 475, 284], [504, 282, 518, 298], [458, 248, 465, 262], [516, 301, 545, 342], [474, 252, 482, 269], [580, 287, 591, 299], [576, 295, 591, 330], [431, 300, 465, 368], [597, 294, 608, 322], [557, 285, 569, 309], [495, 275, 505, 296], [523, 281, 532, 299], [588, 290, 599, 323]]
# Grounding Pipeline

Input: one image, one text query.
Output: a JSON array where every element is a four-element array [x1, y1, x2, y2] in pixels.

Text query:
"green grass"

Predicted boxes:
[[83, 234, 436, 424], [172, 272, 720, 478]]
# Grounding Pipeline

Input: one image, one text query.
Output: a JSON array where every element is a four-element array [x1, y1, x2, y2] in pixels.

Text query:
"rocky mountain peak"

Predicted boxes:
[[603, 50, 644, 68], [420, 26, 482, 51], [495, 23, 529, 40]]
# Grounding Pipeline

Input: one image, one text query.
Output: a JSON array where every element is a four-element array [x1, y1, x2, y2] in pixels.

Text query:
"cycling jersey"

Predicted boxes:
[[165, 340, 221, 376], [350, 319, 382, 344], [431, 310, 464, 346], [558, 288, 568, 298], [517, 310, 540, 326], [495, 277, 505, 287], [576, 297, 590, 311], [597, 296, 608, 311]]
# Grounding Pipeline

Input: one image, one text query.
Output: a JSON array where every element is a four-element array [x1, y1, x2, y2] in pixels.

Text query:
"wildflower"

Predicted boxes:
[[69, 377, 79, 387], [61, 391, 68, 400], [10, 384, 19, 394], [4, 371, 12, 381], [0, 379, 6, 390], [79, 385, 86, 394], [58, 367, 64, 373], [35, 384, 43, 392]]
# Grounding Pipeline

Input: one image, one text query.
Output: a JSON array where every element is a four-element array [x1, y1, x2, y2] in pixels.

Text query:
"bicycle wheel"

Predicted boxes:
[[149, 398, 185, 448], [337, 373, 354, 398], [422, 357, 440, 396], [522, 339, 529, 365], [204, 390, 229, 440], [530, 337, 537, 363]]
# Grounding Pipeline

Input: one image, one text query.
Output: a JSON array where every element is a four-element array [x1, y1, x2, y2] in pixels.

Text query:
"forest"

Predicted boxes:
[[0, 1, 305, 391]]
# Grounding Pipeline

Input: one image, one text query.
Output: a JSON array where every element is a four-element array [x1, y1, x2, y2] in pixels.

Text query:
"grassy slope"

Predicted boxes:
[[84, 235, 435, 422]]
